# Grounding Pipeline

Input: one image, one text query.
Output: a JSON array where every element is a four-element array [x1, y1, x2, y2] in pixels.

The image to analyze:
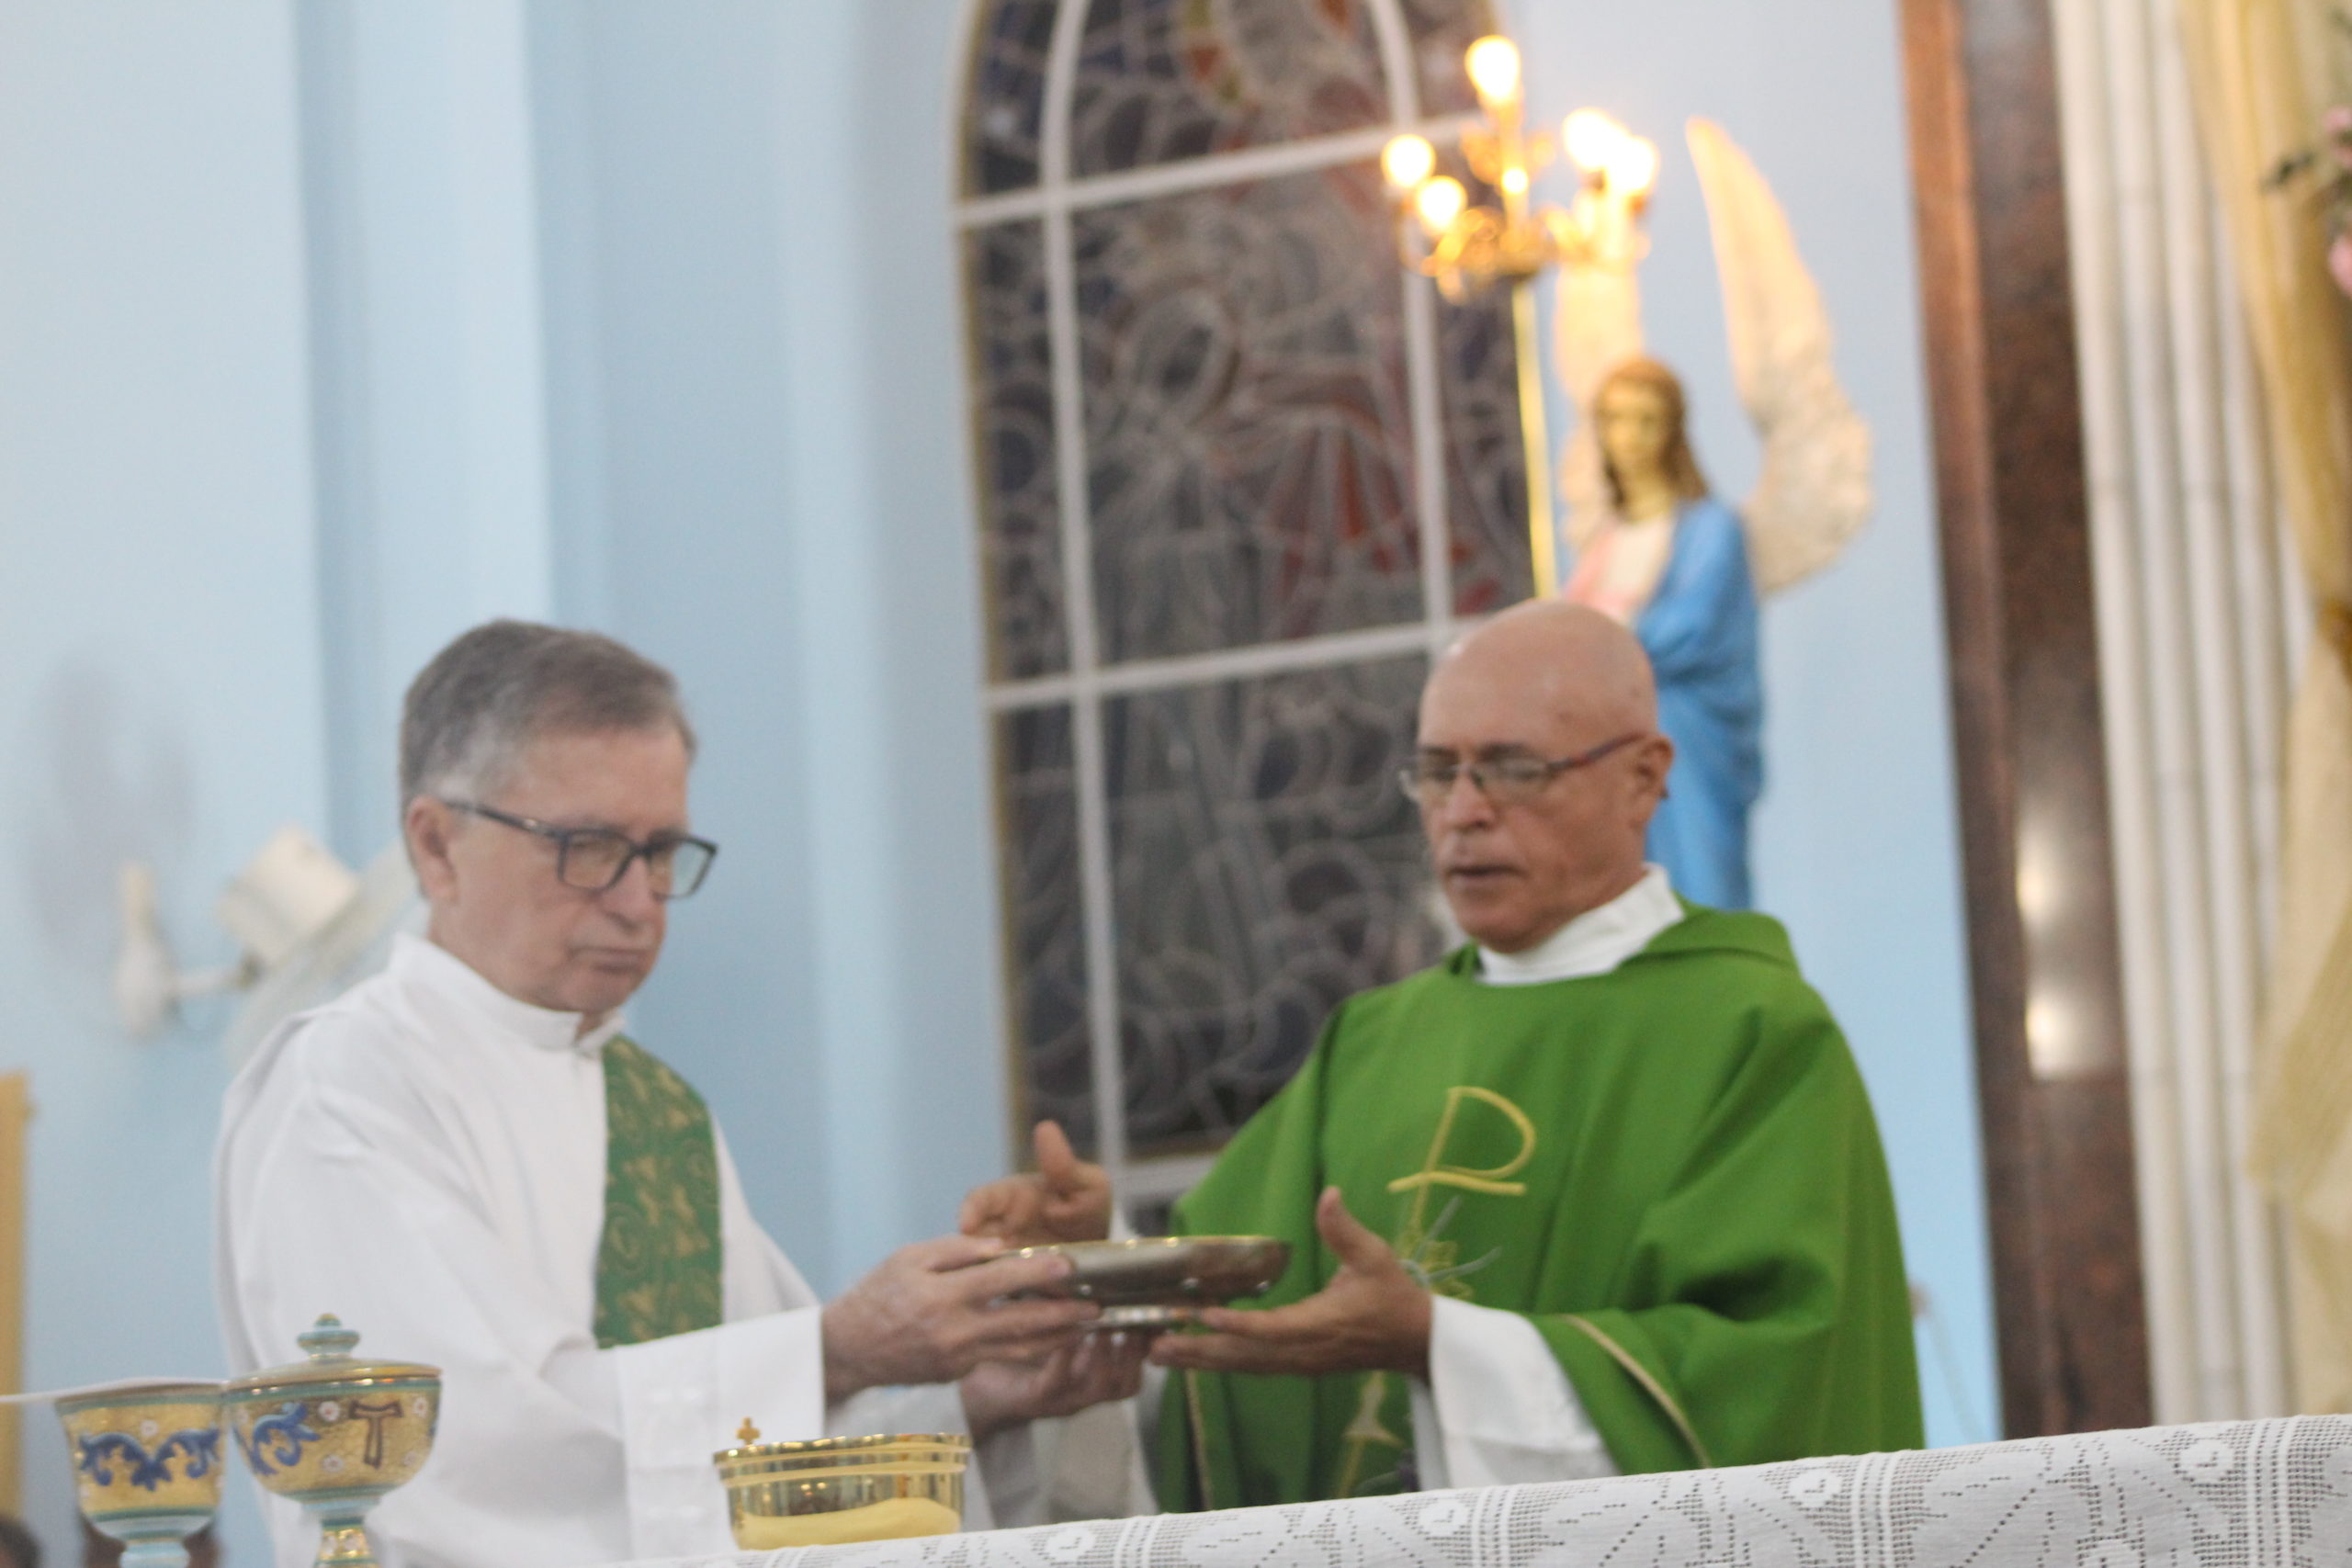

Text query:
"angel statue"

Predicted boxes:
[[1555, 118, 1873, 908]]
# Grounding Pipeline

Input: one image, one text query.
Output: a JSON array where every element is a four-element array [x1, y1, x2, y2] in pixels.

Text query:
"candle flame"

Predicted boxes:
[[1564, 109, 1625, 174], [1414, 175, 1468, 235], [1464, 36, 1521, 107], [1382, 134, 1437, 192]]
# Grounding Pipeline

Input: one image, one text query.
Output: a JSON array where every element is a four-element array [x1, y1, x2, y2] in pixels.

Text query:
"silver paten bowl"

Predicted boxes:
[[1010, 1235, 1291, 1327]]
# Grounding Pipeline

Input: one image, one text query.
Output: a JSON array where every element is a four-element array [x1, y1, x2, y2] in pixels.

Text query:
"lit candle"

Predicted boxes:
[[1381, 134, 1437, 192], [1564, 109, 1625, 175], [1606, 136, 1659, 198], [1464, 36, 1521, 109], [1414, 175, 1468, 235]]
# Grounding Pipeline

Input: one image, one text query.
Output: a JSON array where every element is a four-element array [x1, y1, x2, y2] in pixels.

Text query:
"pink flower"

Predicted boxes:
[[2331, 231, 2352, 299]]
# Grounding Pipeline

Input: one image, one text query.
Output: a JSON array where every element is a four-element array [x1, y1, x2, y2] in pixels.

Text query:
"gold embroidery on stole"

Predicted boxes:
[[1336, 1084, 1540, 1495], [1387, 1085, 1539, 1261]]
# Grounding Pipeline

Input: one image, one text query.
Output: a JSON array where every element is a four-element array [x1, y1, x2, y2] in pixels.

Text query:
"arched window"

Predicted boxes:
[[960, 0, 1530, 1205]]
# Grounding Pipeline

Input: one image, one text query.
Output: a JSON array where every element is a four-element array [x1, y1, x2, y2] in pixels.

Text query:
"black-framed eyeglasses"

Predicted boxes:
[[1396, 732, 1648, 809], [441, 800, 718, 899]]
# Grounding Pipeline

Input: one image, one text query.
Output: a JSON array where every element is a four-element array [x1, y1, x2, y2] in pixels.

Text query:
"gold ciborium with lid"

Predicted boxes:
[[222, 1315, 439, 1568], [713, 1423, 970, 1549]]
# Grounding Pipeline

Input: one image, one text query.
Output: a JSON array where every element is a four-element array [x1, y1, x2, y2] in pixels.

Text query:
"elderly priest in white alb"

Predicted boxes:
[[216, 622, 1146, 1568]]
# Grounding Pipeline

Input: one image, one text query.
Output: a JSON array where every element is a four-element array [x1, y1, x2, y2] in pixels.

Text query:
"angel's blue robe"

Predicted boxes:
[[1635, 498, 1763, 908]]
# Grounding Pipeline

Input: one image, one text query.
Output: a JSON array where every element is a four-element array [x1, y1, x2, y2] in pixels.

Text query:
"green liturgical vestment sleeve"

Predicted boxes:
[[1158, 907, 1923, 1509], [594, 1034, 725, 1348]]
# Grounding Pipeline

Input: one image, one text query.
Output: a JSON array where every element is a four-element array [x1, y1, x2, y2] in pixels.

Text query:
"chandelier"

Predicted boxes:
[[1378, 35, 1659, 593]]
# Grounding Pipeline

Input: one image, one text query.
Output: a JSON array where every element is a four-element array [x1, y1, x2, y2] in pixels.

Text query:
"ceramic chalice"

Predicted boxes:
[[223, 1316, 439, 1568], [57, 1382, 226, 1568]]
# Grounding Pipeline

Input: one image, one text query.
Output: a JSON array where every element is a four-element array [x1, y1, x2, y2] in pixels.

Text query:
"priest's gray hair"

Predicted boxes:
[[399, 620, 697, 814]]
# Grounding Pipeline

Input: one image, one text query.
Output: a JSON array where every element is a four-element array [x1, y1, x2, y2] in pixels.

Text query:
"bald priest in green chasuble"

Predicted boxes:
[[962, 601, 1922, 1510]]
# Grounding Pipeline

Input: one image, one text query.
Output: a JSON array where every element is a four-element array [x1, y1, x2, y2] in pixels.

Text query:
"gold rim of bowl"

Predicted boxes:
[[224, 1370, 438, 1401], [720, 1461, 970, 1483], [714, 1431, 972, 1465], [1005, 1235, 1274, 1258], [56, 1382, 224, 1416]]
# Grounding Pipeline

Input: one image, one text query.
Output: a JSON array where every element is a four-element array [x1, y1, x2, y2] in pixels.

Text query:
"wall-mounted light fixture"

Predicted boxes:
[[112, 826, 416, 1059]]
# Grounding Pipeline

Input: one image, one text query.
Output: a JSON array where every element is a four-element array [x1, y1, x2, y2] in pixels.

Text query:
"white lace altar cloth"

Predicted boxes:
[[605, 1416, 2352, 1568]]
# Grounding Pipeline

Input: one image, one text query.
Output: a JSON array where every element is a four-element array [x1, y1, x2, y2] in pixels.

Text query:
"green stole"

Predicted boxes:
[[594, 1034, 726, 1348]]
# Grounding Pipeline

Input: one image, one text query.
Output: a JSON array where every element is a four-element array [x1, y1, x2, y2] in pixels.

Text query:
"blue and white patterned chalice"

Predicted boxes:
[[223, 1316, 440, 1568], [57, 1382, 226, 1568]]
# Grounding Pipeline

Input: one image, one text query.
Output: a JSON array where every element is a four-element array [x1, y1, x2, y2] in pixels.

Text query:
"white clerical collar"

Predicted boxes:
[[1476, 864, 1684, 985], [390, 933, 628, 1056]]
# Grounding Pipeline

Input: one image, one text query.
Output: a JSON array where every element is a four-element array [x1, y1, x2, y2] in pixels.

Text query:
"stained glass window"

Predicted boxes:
[[994, 706, 1093, 1143], [1107, 657, 1439, 1151], [1076, 164, 1421, 662], [967, 221, 1069, 680], [1439, 290, 1532, 615], [1069, 0, 1388, 176], [965, 0, 1060, 195], [960, 0, 1520, 1193], [1397, 0, 1488, 117]]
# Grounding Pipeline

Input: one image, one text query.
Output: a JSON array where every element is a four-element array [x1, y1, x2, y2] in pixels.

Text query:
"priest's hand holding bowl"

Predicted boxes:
[[949, 1122, 1149, 1427], [961, 1123, 1430, 1379], [1146, 1187, 1431, 1380], [820, 1231, 1144, 1438], [958, 1121, 1115, 1246], [959, 1324, 1151, 1432]]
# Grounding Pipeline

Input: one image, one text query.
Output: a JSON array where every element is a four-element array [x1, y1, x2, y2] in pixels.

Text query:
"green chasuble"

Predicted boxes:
[[1158, 906, 1921, 1509], [594, 1035, 725, 1348]]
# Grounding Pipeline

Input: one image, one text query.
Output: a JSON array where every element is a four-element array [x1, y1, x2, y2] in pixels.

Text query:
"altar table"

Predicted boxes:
[[605, 1415, 2352, 1568]]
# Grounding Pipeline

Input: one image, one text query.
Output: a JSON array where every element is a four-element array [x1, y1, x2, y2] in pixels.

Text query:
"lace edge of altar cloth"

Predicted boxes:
[[601, 1414, 2352, 1568]]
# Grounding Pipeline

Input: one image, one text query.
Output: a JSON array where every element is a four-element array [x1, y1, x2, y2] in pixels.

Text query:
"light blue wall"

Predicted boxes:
[[0, 2, 1992, 1561], [300, 0, 559, 861], [527, 0, 1003, 1297], [311, 0, 1012, 1310], [0, 3, 322, 1556], [1513, 0, 1998, 1444]]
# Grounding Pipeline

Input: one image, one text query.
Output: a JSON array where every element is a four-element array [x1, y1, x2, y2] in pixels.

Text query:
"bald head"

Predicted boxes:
[[1425, 601, 1657, 739], [1413, 601, 1673, 953]]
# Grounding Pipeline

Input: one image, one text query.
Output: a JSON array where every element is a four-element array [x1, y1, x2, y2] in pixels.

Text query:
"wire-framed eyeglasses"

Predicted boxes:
[[441, 800, 718, 899], [1396, 732, 1647, 809]]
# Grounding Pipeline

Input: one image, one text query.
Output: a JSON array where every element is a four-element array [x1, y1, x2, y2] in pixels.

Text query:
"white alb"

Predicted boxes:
[[215, 934, 1128, 1568]]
